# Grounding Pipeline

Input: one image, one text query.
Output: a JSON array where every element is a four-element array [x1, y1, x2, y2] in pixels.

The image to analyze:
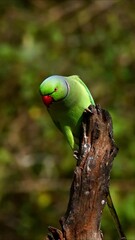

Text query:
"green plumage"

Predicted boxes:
[[39, 75, 95, 149]]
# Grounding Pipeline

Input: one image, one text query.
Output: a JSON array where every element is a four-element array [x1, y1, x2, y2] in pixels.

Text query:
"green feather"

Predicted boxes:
[[40, 75, 95, 149]]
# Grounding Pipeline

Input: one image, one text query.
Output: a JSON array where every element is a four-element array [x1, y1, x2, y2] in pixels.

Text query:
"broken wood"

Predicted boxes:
[[46, 105, 118, 240]]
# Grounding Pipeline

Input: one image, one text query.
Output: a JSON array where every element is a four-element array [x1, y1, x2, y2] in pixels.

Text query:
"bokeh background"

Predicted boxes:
[[0, 0, 135, 239]]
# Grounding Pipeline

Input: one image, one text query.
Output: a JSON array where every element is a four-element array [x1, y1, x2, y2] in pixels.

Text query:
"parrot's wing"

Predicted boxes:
[[67, 75, 95, 105], [53, 119, 75, 149], [62, 125, 75, 149]]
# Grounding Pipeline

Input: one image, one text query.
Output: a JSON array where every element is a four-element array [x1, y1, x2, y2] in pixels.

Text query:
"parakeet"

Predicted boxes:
[[39, 75, 126, 239], [39, 75, 95, 149]]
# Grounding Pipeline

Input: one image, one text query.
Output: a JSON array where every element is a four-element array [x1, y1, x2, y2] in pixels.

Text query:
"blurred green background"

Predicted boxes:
[[0, 0, 135, 239]]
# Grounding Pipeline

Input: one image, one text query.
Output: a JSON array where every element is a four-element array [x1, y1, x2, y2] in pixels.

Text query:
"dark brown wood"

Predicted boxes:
[[45, 105, 118, 240]]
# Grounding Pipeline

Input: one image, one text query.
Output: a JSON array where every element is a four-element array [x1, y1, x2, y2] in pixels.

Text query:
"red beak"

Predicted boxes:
[[42, 95, 53, 107]]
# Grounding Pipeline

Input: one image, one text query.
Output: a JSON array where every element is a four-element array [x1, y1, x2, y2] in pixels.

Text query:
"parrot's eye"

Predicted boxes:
[[54, 88, 58, 91]]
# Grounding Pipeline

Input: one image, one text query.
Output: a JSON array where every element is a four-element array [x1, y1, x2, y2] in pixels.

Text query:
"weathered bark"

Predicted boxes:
[[46, 105, 118, 240]]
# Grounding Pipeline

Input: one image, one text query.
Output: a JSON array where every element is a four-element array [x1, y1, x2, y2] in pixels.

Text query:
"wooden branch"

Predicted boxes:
[[45, 105, 118, 240]]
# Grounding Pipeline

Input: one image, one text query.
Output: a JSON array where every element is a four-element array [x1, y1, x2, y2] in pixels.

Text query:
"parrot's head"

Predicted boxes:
[[39, 75, 69, 107]]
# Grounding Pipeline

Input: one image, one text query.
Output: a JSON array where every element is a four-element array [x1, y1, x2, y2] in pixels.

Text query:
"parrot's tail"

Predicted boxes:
[[107, 190, 127, 240]]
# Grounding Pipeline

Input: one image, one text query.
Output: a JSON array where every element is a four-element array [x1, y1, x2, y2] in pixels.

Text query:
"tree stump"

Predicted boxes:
[[46, 105, 118, 240]]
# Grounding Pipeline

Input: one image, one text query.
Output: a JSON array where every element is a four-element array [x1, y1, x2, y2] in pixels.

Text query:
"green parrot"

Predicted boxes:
[[39, 75, 94, 149], [39, 75, 126, 239]]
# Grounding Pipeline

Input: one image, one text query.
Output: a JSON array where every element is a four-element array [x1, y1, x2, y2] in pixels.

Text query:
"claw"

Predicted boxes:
[[84, 107, 93, 113], [73, 150, 79, 160]]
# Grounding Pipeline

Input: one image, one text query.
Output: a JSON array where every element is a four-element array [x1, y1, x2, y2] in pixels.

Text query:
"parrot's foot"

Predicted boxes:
[[73, 150, 79, 160], [84, 107, 93, 113]]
